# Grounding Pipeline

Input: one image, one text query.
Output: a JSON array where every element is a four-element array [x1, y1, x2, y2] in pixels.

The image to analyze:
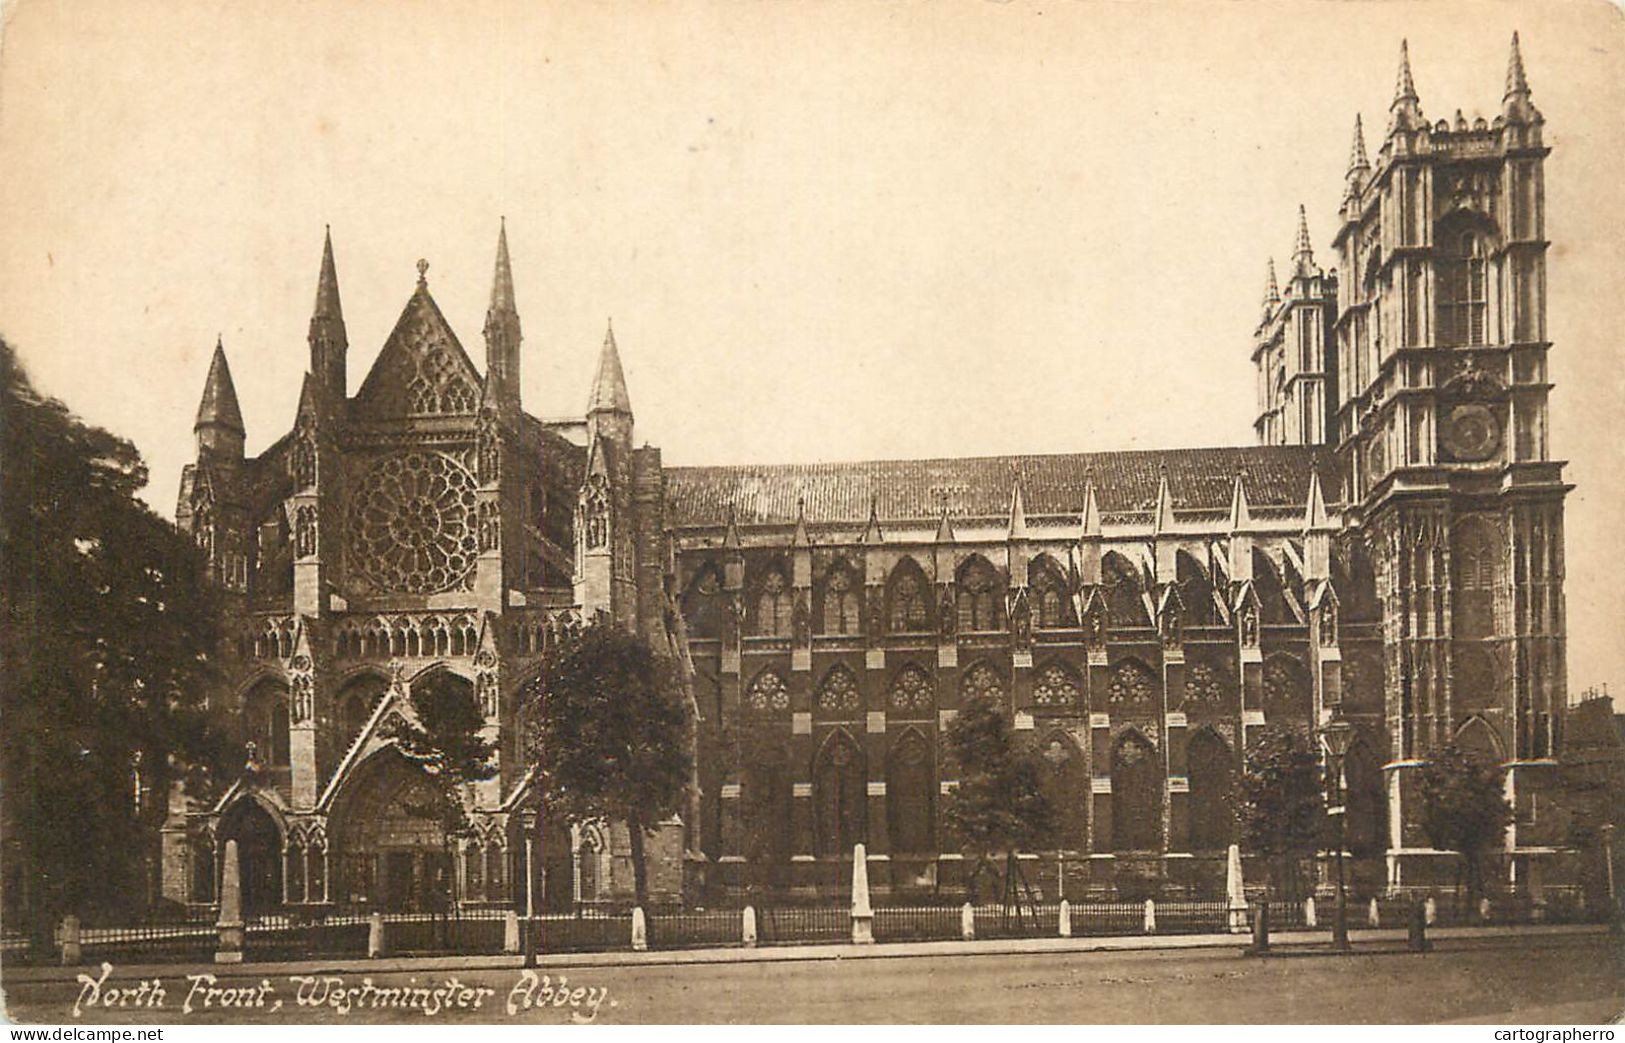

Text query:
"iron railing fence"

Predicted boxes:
[[644, 905, 743, 950], [7, 891, 1612, 967], [753, 903, 849, 946]]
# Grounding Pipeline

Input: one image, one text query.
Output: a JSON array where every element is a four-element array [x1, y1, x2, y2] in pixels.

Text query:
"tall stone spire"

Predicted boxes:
[[1389, 39, 1425, 133], [587, 320, 633, 449], [1502, 31, 1540, 124], [1261, 258, 1281, 312], [483, 219, 522, 412], [1505, 30, 1529, 99], [308, 226, 348, 402], [195, 337, 245, 458], [588, 321, 632, 415], [1348, 113, 1370, 175], [1291, 205, 1316, 278]]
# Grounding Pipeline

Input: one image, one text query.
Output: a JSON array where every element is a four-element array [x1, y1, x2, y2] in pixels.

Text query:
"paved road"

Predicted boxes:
[[4, 933, 1621, 1024]]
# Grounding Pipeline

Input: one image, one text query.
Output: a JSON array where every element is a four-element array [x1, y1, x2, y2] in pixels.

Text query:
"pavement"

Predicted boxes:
[[2, 924, 1619, 1024], [0, 921, 1610, 983]]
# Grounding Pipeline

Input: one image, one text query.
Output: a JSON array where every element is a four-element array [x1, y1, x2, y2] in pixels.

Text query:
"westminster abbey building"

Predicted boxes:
[[162, 37, 1573, 914]]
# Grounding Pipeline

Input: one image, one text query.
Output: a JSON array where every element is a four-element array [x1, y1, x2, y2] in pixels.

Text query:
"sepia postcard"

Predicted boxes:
[[0, 0, 1622, 1028]]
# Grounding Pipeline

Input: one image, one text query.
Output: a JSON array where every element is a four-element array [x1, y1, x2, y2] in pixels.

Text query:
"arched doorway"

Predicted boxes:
[[328, 749, 452, 913], [218, 799, 283, 917]]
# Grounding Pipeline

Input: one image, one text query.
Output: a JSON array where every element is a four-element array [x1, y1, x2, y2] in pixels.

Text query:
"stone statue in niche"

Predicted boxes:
[[792, 592, 811, 646]]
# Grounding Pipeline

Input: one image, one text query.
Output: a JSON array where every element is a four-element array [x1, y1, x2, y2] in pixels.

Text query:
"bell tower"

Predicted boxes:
[[1330, 37, 1569, 890]]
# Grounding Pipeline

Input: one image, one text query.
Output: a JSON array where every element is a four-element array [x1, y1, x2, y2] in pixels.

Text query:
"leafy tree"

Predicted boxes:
[[518, 618, 691, 907], [1417, 744, 1513, 904], [944, 695, 1056, 908], [1234, 727, 1325, 901], [0, 340, 230, 932], [385, 670, 498, 917]]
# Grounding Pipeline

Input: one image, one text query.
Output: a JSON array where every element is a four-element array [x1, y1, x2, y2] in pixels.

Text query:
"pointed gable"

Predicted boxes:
[[353, 270, 483, 420]]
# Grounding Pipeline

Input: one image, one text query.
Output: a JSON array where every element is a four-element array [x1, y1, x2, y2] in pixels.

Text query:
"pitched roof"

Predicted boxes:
[[666, 444, 1335, 528]]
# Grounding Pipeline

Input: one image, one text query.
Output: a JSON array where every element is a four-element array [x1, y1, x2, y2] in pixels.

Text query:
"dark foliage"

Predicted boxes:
[[944, 695, 1056, 903], [517, 619, 691, 905], [0, 341, 230, 928], [1234, 726, 1325, 900], [1417, 744, 1513, 902]]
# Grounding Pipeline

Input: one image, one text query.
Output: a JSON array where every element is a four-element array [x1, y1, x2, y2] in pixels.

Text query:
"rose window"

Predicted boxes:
[[348, 452, 479, 594]]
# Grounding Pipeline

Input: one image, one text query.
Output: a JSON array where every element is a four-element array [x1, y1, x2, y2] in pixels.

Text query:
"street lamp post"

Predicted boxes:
[[521, 808, 538, 968], [1320, 717, 1354, 952]]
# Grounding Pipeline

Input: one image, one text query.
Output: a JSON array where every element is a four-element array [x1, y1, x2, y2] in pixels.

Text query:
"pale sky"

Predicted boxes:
[[2, 0, 1622, 698]]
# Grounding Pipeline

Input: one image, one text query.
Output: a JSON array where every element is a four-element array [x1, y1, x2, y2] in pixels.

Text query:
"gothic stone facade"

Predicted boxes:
[[163, 37, 1571, 913]]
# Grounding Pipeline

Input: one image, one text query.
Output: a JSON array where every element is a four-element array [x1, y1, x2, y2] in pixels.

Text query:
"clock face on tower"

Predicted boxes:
[[1442, 404, 1502, 462], [347, 451, 479, 595]]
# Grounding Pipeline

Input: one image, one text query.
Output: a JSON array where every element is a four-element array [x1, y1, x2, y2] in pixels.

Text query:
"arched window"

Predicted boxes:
[[957, 556, 1003, 632], [1438, 228, 1489, 347], [339, 674, 390, 739], [1342, 736, 1385, 857], [1037, 731, 1088, 850], [1107, 658, 1158, 712], [1103, 552, 1149, 627], [818, 562, 862, 635], [1032, 662, 1082, 708], [755, 568, 793, 637], [190, 833, 216, 903], [682, 563, 726, 640], [744, 669, 790, 713], [1261, 654, 1311, 735], [1453, 517, 1501, 641], [1187, 728, 1235, 851], [814, 664, 862, 715], [960, 662, 1005, 706], [464, 839, 485, 901], [1030, 556, 1074, 629], [1177, 551, 1218, 626], [577, 830, 602, 902], [814, 731, 867, 857], [1456, 716, 1504, 764], [1111, 730, 1161, 851], [886, 664, 935, 714], [886, 558, 931, 633], [244, 681, 291, 767], [887, 729, 934, 854]]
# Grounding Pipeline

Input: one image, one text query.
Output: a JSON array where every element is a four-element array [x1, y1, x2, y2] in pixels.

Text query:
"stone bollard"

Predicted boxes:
[[1058, 900, 1072, 938], [1424, 895, 1437, 926], [850, 843, 874, 945], [1225, 844, 1248, 934], [503, 910, 520, 954], [631, 907, 648, 952], [742, 905, 758, 948], [1249, 900, 1270, 955], [1367, 897, 1380, 928], [1143, 899, 1156, 934], [1408, 899, 1430, 952], [1304, 896, 1317, 929], [367, 912, 386, 958], [961, 902, 976, 941], [57, 914, 82, 967], [214, 838, 245, 964]]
